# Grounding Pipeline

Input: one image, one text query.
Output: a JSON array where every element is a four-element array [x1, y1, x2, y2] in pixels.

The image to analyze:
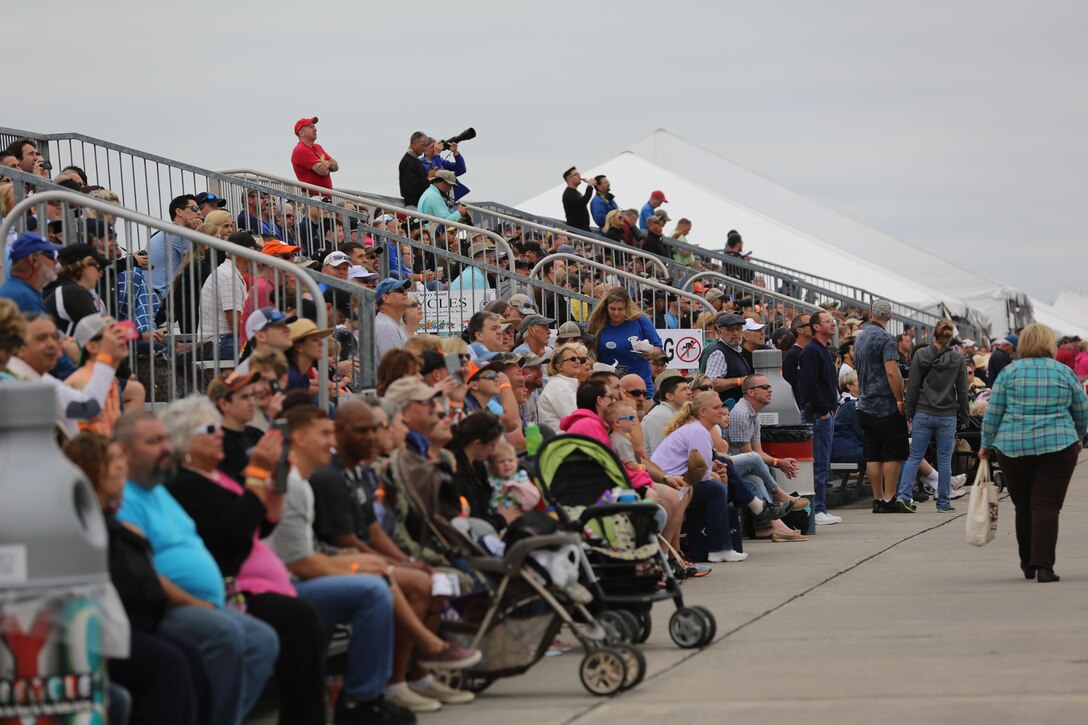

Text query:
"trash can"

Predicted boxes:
[[0, 383, 110, 722], [761, 423, 815, 534]]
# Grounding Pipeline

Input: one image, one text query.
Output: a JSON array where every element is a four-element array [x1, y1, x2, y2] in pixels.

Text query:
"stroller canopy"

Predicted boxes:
[[535, 435, 633, 507]]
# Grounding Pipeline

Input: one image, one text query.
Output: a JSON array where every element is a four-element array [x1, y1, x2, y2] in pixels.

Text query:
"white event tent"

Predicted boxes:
[[519, 130, 1031, 335]]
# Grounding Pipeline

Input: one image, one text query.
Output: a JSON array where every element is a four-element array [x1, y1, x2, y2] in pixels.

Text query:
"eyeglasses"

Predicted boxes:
[[561, 356, 589, 364], [477, 372, 499, 381], [694, 384, 714, 391], [625, 389, 647, 398], [191, 421, 222, 437], [614, 414, 638, 422], [187, 205, 200, 213], [749, 384, 773, 391]]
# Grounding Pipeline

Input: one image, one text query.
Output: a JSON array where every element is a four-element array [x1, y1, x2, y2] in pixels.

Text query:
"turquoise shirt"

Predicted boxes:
[[981, 357, 1088, 458], [417, 184, 461, 222], [117, 481, 227, 607]]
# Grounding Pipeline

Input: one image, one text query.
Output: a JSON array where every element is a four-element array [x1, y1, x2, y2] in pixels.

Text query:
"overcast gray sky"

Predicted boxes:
[[8, 0, 1085, 302]]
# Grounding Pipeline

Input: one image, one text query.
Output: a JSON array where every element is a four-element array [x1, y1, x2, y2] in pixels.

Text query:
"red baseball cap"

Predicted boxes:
[[293, 117, 318, 136], [650, 190, 669, 203]]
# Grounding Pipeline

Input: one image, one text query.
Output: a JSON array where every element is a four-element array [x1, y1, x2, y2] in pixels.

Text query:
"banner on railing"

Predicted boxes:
[[657, 329, 704, 370], [416, 288, 497, 335]]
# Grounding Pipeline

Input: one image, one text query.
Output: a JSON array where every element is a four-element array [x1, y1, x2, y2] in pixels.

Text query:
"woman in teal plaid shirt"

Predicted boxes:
[[980, 324, 1088, 583]]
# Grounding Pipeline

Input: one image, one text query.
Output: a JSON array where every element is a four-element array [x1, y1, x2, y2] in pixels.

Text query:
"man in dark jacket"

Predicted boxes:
[[641, 214, 669, 258], [561, 166, 596, 231], [987, 336, 1016, 383], [796, 309, 840, 524], [398, 131, 431, 207]]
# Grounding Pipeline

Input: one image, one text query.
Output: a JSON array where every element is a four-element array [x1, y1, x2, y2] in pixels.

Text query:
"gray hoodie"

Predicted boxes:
[[905, 344, 970, 421]]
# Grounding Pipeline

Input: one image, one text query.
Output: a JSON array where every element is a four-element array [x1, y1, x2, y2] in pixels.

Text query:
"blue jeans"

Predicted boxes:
[[731, 452, 779, 501], [898, 412, 957, 508], [295, 574, 394, 701], [158, 605, 278, 725], [805, 414, 835, 514], [685, 479, 731, 561]]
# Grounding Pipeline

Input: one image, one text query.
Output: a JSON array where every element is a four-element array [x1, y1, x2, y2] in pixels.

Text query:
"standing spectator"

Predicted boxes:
[[988, 335, 1016, 384], [417, 170, 467, 223], [704, 312, 751, 405], [638, 190, 668, 229], [0, 232, 63, 313], [796, 308, 841, 525], [853, 299, 909, 513], [585, 287, 663, 396], [420, 137, 469, 200], [149, 195, 201, 295], [589, 175, 619, 230], [781, 313, 811, 403], [197, 232, 257, 360], [4, 137, 45, 176], [1055, 336, 1080, 370], [896, 332, 913, 380], [399, 131, 431, 207], [1074, 340, 1088, 382], [898, 320, 970, 512], [374, 278, 412, 360], [291, 117, 338, 192], [560, 166, 596, 232], [722, 230, 754, 283], [113, 412, 279, 725], [981, 324, 1088, 583]]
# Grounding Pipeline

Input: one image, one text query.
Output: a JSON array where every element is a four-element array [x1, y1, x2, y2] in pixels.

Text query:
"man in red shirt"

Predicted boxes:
[[291, 116, 339, 192]]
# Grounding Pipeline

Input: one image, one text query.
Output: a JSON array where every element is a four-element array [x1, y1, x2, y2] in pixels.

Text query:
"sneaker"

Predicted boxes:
[[707, 549, 748, 562], [388, 686, 442, 713], [936, 506, 957, 513], [814, 512, 841, 525], [416, 643, 482, 670], [949, 487, 968, 500], [874, 499, 897, 513], [752, 499, 793, 524], [921, 479, 937, 496], [791, 496, 811, 510], [950, 473, 967, 490], [334, 695, 417, 725], [410, 679, 475, 705], [895, 499, 916, 513], [689, 563, 713, 576]]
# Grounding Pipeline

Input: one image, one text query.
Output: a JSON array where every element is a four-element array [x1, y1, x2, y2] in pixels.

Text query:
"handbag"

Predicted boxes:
[[966, 459, 1000, 546]]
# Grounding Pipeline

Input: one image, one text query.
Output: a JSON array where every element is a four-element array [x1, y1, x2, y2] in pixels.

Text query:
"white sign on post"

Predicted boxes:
[[657, 329, 704, 370], [416, 288, 497, 336]]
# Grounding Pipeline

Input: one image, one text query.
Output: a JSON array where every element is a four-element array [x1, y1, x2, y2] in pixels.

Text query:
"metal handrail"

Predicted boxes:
[[0, 190, 330, 410], [680, 271, 820, 313], [460, 202, 671, 278], [528, 254, 715, 318], [215, 168, 515, 263]]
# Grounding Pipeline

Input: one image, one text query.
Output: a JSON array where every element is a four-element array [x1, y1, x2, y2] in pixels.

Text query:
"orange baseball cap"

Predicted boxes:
[[261, 240, 301, 256]]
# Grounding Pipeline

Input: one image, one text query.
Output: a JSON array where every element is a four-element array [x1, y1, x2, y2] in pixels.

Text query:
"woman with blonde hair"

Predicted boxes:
[[897, 320, 971, 513], [0, 299, 28, 379], [586, 287, 663, 396], [537, 343, 584, 430], [981, 323, 1088, 582], [203, 209, 236, 240]]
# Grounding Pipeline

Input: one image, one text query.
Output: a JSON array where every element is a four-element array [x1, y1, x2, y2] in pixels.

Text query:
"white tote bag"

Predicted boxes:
[[966, 459, 1000, 546]]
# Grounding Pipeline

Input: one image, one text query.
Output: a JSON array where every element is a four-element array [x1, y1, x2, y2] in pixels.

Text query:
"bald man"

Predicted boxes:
[[620, 373, 650, 420]]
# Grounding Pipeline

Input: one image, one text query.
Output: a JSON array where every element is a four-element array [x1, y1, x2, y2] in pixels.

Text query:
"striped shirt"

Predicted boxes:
[[981, 357, 1088, 458]]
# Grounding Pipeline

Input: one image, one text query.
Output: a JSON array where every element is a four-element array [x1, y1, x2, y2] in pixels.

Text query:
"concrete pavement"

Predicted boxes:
[[427, 453, 1088, 725]]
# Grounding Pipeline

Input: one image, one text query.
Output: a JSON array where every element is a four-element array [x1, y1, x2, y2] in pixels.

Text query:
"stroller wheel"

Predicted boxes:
[[994, 470, 1005, 492], [612, 643, 647, 691], [669, 607, 712, 649], [579, 648, 628, 696], [634, 610, 652, 644], [431, 668, 464, 692], [597, 611, 633, 644], [615, 610, 641, 643], [689, 605, 717, 645]]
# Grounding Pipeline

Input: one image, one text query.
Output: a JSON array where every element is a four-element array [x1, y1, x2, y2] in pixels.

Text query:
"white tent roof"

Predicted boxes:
[[519, 150, 967, 321], [1052, 291, 1088, 330], [1030, 297, 1088, 339], [520, 130, 1032, 333]]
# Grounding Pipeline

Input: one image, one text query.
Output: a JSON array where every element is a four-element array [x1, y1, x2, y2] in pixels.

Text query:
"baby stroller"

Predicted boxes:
[[383, 447, 647, 696], [533, 435, 718, 649]]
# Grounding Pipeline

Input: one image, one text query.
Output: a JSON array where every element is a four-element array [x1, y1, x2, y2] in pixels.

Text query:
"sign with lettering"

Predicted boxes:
[[416, 288, 497, 335], [658, 329, 704, 370]]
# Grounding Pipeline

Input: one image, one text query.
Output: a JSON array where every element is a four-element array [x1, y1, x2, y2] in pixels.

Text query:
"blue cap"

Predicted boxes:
[[9, 232, 63, 262], [468, 342, 499, 362], [1004, 334, 1018, 350], [375, 277, 411, 300]]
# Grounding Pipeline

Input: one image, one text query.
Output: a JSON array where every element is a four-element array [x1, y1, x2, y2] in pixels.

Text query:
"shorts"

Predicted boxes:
[[856, 409, 910, 462]]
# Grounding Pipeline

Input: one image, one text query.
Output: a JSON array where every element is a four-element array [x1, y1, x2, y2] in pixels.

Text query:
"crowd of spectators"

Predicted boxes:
[[4, 126, 1088, 723]]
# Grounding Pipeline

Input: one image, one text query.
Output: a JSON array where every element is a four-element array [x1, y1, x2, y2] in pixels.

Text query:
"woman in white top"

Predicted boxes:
[[536, 343, 585, 431]]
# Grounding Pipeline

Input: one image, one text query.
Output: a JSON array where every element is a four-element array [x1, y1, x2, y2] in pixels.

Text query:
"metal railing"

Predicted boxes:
[[1, 190, 333, 409]]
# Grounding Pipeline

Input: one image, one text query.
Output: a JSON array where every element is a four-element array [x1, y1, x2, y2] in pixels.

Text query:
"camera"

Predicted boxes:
[[437, 127, 476, 150]]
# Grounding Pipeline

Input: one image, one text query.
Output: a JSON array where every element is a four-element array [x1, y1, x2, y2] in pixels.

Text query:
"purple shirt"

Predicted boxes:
[[650, 421, 713, 477]]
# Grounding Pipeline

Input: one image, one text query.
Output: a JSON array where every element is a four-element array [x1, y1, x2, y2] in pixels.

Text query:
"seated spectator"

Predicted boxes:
[[0, 232, 63, 314], [8, 312, 127, 437], [445, 411, 506, 526], [464, 310, 505, 353], [641, 371, 692, 455], [448, 243, 494, 290], [159, 397, 330, 724], [291, 117, 338, 192], [641, 213, 669, 258], [375, 278, 412, 360], [403, 291, 423, 336], [43, 243, 109, 336], [0, 299, 28, 380], [559, 377, 612, 444], [203, 372, 265, 483], [237, 306, 295, 375], [376, 349, 422, 397], [63, 314, 132, 434], [246, 349, 288, 432], [149, 195, 201, 295], [236, 190, 282, 239], [320, 250, 352, 292], [537, 343, 584, 430], [832, 371, 865, 465], [418, 170, 467, 223], [113, 412, 278, 725], [196, 231, 258, 360], [63, 433, 211, 725], [462, 361, 506, 416], [194, 191, 228, 219], [285, 318, 334, 394], [606, 398, 654, 489]]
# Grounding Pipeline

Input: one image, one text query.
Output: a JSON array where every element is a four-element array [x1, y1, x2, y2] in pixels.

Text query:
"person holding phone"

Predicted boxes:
[[62, 314, 140, 435]]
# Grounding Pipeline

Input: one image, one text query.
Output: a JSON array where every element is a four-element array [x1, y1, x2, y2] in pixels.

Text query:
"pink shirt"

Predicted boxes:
[[210, 471, 296, 597], [1075, 351, 1088, 379]]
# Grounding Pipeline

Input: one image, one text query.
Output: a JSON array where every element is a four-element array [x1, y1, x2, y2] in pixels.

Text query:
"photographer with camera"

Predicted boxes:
[[421, 136, 470, 201], [418, 170, 470, 225]]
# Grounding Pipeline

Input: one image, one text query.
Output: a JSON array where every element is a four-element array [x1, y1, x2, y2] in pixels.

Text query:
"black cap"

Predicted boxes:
[[420, 350, 445, 376], [79, 218, 113, 239], [57, 243, 108, 268], [227, 231, 258, 249], [195, 192, 227, 208]]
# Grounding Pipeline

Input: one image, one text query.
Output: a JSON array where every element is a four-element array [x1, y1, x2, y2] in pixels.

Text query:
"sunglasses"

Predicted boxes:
[[614, 414, 638, 422], [749, 384, 773, 390], [694, 384, 714, 392], [477, 372, 499, 382], [562, 356, 589, 364], [625, 389, 647, 398], [187, 205, 200, 213], [191, 421, 222, 437]]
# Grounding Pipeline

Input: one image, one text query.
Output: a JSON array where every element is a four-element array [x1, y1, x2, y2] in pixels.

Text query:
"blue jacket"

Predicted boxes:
[[638, 202, 657, 229], [590, 191, 619, 229], [831, 396, 865, 463], [420, 153, 470, 200]]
